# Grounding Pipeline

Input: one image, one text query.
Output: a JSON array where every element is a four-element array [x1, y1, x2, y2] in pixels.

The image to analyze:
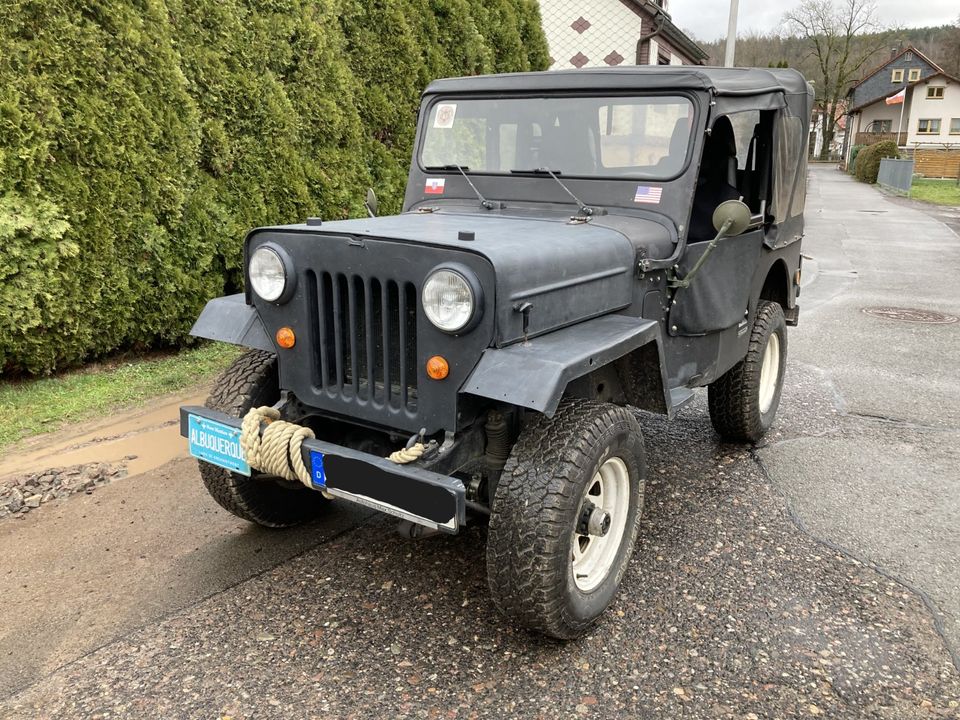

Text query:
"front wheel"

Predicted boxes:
[[199, 349, 328, 527], [486, 400, 646, 639], [708, 300, 788, 442]]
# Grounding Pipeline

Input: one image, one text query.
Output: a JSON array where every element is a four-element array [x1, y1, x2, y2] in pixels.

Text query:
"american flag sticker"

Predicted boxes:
[[425, 178, 445, 195], [634, 185, 663, 204]]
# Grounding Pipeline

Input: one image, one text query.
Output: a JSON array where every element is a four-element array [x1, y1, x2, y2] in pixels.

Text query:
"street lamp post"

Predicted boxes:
[[724, 0, 739, 67]]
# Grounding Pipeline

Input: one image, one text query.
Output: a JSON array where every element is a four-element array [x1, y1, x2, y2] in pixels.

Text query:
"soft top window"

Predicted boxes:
[[420, 95, 694, 180]]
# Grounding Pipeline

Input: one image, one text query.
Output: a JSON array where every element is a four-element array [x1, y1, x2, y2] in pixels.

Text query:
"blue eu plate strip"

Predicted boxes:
[[310, 450, 326, 488]]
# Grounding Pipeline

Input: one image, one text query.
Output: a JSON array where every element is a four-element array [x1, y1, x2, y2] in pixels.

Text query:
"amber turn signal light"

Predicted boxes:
[[276, 326, 296, 349], [426, 355, 449, 380]]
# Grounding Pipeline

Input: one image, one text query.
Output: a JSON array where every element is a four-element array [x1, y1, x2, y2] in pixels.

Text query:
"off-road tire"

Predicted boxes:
[[486, 399, 645, 639], [708, 300, 787, 443], [198, 349, 327, 527]]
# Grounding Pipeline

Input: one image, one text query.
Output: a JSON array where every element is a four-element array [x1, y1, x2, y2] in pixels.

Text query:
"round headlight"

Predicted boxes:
[[422, 269, 476, 333], [249, 246, 287, 302]]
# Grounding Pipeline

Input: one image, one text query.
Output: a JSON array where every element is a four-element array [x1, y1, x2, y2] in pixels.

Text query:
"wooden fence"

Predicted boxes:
[[914, 149, 960, 179]]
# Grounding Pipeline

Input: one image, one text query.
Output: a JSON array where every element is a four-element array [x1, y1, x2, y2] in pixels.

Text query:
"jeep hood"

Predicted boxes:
[[268, 211, 646, 345]]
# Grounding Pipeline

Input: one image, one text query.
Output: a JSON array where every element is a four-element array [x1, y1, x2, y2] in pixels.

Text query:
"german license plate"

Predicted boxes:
[[308, 450, 459, 531], [187, 414, 250, 476]]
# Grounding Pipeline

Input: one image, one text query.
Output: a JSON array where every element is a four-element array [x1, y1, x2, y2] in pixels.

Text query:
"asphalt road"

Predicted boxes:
[[1, 166, 958, 719]]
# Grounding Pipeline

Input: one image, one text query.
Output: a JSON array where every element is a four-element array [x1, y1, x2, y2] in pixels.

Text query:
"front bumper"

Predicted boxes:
[[180, 405, 466, 533]]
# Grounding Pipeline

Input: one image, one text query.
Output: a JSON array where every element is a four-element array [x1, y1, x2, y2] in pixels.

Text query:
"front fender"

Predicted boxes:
[[462, 314, 664, 417], [190, 294, 273, 352]]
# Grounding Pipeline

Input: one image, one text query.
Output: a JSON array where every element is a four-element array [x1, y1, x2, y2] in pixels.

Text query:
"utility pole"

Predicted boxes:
[[724, 0, 739, 67]]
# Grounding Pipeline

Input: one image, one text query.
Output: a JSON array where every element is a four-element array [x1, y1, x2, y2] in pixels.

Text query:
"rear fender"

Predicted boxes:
[[462, 315, 669, 417], [190, 294, 273, 352]]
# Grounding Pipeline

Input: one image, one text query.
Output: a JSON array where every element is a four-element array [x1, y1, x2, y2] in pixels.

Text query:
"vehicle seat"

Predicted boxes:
[[654, 117, 689, 175], [688, 116, 740, 242]]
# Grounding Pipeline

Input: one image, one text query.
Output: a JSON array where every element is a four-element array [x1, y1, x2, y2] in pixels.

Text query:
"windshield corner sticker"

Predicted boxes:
[[634, 185, 663, 204], [433, 103, 457, 129], [425, 178, 445, 195]]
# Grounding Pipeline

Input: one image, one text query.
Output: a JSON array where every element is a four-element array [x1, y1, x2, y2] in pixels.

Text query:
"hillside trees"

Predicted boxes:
[[694, 19, 960, 126], [784, 0, 888, 161]]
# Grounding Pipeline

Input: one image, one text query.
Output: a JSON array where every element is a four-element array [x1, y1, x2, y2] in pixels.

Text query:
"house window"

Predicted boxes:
[[950, 118, 960, 135], [927, 86, 944, 99], [908, 68, 921, 81], [905, 51, 913, 60], [867, 119, 892, 133], [891, 69, 904, 82], [917, 118, 941, 134]]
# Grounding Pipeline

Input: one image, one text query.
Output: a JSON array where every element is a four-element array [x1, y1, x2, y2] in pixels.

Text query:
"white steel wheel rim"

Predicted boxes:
[[758, 332, 781, 414], [571, 456, 630, 593]]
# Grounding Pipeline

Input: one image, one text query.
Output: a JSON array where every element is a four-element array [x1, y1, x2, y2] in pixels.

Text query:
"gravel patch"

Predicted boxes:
[[0, 461, 131, 520], [3, 385, 958, 719]]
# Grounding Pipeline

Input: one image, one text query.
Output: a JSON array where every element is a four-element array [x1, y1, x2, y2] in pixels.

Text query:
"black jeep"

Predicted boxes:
[[181, 66, 812, 639]]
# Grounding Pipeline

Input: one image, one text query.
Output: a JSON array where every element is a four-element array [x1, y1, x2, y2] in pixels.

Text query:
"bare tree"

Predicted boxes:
[[783, 0, 887, 160]]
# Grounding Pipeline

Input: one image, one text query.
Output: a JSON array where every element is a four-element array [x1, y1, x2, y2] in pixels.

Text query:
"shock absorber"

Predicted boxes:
[[484, 410, 510, 476]]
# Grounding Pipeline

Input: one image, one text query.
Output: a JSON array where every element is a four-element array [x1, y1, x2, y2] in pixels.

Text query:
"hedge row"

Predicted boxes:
[[0, 0, 548, 375]]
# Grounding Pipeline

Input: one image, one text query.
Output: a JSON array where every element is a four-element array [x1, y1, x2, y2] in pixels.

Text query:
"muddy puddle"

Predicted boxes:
[[0, 390, 206, 481]]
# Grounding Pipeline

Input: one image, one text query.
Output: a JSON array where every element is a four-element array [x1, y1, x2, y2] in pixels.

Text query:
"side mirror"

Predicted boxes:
[[711, 199, 751, 237], [365, 188, 378, 218]]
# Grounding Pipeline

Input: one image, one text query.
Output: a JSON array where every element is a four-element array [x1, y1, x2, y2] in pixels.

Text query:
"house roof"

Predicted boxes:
[[622, 0, 709, 63], [852, 45, 943, 90], [848, 70, 960, 114]]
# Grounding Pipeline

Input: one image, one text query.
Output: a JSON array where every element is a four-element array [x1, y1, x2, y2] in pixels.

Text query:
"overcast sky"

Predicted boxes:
[[669, 0, 958, 42]]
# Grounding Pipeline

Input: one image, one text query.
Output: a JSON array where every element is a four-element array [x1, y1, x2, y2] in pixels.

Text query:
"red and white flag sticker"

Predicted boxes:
[[425, 178, 445, 194], [433, 103, 457, 129]]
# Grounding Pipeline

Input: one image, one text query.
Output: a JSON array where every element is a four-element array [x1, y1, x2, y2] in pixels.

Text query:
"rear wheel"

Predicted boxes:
[[708, 300, 787, 442], [486, 400, 645, 639], [199, 349, 328, 527]]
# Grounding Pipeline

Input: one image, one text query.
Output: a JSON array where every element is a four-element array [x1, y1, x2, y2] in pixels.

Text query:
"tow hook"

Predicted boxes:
[[577, 502, 611, 537]]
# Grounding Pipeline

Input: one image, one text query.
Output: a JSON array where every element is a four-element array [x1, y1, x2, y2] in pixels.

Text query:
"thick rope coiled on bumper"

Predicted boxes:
[[240, 406, 426, 481], [240, 407, 315, 488], [386, 443, 426, 464]]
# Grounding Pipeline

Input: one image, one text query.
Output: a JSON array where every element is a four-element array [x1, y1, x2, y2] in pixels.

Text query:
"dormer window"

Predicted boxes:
[[905, 51, 913, 61], [892, 69, 904, 83], [927, 86, 945, 99], [908, 68, 920, 82]]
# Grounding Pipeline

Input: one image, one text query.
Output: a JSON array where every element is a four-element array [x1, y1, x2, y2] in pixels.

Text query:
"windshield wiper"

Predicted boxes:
[[423, 164, 495, 210], [509, 167, 594, 217]]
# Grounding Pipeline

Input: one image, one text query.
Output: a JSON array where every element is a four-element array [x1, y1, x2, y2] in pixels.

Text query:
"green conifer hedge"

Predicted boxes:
[[0, 0, 547, 375]]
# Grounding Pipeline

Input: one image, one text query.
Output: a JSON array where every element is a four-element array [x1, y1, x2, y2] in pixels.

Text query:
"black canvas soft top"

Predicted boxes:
[[424, 66, 810, 99]]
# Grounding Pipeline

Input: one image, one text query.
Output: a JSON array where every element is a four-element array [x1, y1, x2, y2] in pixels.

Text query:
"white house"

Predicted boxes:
[[844, 46, 960, 165], [538, 0, 707, 70], [901, 74, 960, 147]]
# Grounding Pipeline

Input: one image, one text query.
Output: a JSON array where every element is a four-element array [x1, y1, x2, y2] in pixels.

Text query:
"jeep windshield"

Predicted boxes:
[[420, 95, 694, 180]]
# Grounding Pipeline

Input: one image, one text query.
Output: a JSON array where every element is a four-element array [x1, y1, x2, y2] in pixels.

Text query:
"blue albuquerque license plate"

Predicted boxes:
[[187, 414, 251, 476]]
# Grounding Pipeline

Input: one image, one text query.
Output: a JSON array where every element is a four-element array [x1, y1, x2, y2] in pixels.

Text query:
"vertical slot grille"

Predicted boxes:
[[308, 270, 418, 412]]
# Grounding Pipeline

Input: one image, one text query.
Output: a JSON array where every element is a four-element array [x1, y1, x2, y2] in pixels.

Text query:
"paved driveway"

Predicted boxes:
[[1, 166, 958, 719]]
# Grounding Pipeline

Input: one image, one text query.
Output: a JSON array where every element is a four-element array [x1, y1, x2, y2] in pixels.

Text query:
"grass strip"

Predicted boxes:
[[0, 343, 242, 450], [909, 178, 960, 206]]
